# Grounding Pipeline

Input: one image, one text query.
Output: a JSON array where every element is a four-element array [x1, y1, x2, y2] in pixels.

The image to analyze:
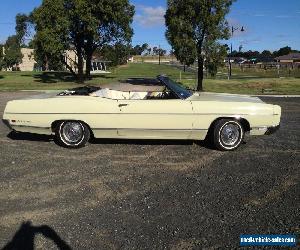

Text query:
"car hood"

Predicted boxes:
[[187, 92, 264, 104]]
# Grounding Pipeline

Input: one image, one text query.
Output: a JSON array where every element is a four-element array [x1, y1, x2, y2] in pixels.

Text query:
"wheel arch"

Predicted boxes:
[[206, 116, 251, 139], [51, 119, 94, 138]]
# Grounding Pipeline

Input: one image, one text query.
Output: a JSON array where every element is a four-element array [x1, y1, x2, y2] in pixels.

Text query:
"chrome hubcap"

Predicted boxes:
[[220, 123, 240, 146], [62, 122, 83, 143]]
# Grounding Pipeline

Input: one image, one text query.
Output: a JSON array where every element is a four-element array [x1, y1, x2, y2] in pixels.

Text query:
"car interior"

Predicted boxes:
[[89, 88, 178, 100], [58, 85, 178, 100]]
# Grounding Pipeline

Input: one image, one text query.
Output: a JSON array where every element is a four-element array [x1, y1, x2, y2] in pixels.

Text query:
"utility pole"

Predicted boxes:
[[228, 26, 244, 79]]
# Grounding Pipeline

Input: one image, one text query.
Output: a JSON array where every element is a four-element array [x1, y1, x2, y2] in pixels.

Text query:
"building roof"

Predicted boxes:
[[275, 53, 300, 61], [226, 57, 246, 60]]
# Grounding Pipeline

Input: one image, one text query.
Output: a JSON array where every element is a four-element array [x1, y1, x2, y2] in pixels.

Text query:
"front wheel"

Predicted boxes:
[[55, 121, 90, 148], [213, 119, 244, 151]]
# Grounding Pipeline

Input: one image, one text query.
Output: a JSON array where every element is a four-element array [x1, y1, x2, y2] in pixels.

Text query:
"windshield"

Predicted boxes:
[[157, 76, 193, 99]]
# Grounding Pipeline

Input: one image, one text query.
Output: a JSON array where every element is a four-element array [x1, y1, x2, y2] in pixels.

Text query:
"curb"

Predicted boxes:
[[253, 95, 300, 98]]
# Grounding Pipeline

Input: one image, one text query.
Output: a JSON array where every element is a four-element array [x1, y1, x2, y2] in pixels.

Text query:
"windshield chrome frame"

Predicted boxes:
[[157, 75, 193, 100]]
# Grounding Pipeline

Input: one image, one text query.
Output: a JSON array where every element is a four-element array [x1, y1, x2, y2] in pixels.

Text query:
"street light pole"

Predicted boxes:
[[228, 26, 244, 79]]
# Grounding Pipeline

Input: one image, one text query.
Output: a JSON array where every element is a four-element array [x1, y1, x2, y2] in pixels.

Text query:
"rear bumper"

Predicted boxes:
[[2, 119, 13, 130], [265, 124, 280, 135]]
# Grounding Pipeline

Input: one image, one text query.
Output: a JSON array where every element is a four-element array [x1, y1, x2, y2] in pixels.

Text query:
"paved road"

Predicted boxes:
[[0, 92, 299, 249]]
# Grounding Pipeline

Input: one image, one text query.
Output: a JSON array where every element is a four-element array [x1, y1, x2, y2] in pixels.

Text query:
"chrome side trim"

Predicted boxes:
[[5, 112, 270, 116], [92, 128, 207, 131], [10, 124, 50, 129]]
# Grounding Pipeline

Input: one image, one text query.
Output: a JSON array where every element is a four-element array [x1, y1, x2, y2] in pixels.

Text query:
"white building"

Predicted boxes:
[[2, 48, 110, 73]]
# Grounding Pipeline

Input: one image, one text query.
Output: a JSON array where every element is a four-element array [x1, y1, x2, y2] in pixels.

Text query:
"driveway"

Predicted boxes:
[[0, 92, 299, 249]]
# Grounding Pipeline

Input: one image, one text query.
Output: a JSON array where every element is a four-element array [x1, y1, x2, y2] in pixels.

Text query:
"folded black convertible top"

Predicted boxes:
[[58, 86, 101, 96]]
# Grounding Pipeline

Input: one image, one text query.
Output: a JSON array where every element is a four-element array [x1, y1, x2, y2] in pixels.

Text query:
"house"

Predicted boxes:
[[2, 48, 40, 71], [275, 53, 300, 63], [64, 49, 85, 72], [18, 48, 37, 71], [2, 48, 110, 73], [3, 48, 79, 72]]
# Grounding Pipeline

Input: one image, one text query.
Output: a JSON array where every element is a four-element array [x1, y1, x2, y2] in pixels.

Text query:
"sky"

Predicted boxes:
[[0, 0, 300, 52]]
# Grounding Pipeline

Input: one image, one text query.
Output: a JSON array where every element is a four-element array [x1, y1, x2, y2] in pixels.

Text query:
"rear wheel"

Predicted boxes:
[[213, 119, 244, 151], [55, 121, 90, 148]]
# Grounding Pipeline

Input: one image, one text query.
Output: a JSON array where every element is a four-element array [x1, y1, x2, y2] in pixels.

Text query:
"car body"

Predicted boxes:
[[2, 76, 281, 150]]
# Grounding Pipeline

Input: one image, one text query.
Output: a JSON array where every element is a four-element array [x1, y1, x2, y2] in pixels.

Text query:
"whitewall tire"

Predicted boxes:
[[55, 121, 90, 148], [213, 119, 244, 151]]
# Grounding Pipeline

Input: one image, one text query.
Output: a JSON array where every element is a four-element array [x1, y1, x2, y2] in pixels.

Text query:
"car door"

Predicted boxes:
[[86, 97, 120, 138], [116, 99, 194, 139]]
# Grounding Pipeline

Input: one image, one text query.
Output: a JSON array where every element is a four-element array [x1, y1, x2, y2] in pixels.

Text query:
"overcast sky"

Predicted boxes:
[[1, 0, 299, 52]]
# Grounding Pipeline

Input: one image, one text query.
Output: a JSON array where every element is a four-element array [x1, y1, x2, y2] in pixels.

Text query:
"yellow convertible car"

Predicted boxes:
[[2, 76, 281, 150]]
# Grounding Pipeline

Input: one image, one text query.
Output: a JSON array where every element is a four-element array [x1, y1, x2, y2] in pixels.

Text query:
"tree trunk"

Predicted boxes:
[[43, 55, 49, 71], [77, 48, 84, 83], [84, 37, 96, 79], [85, 50, 93, 79], [197, 56, 204, 91], [61, 57, 77, 78]]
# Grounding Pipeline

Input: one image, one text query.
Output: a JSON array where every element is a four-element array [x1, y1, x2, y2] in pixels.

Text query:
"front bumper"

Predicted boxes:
[[2, 119, 13, 130], [265, 124, 280, 135]]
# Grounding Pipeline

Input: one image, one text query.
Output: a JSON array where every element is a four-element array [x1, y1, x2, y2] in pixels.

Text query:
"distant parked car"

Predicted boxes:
[[2, 76, 281, 151]]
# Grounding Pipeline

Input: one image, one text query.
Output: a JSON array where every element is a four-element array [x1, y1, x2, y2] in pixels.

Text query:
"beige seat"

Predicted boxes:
[[91, 89, 149, 100]]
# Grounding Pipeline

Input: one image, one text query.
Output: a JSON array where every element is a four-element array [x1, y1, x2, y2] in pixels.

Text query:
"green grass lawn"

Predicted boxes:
[[0, 63, 300, 95]]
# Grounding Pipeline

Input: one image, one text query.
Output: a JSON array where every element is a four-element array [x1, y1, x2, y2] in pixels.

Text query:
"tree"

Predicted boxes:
[[261, 50, 272, 58], [204, 41, 227, 77], [147, 47, 152, 55], [23, 0, 134, 82], [131, 45, 142, 55], [100, 43, 130, 66], [16, 14, 30, 45], [141, 43, 149, 53], [238, 45, 243, 52], [165, 0, 234, 91], [152, 46, 158, 55], [130, 43, 149, 55], [72, 0, 134, 79], [273, 46, 292, 57], [158, 49, 167, 56], [174, 42, 196, 72], [0, 44, 4, 70], [3, 35, 23, 70], [0, 14, 27, 70]]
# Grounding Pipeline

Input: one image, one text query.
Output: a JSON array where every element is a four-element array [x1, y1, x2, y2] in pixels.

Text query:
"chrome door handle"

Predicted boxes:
[[118, 104, 128, 107]]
